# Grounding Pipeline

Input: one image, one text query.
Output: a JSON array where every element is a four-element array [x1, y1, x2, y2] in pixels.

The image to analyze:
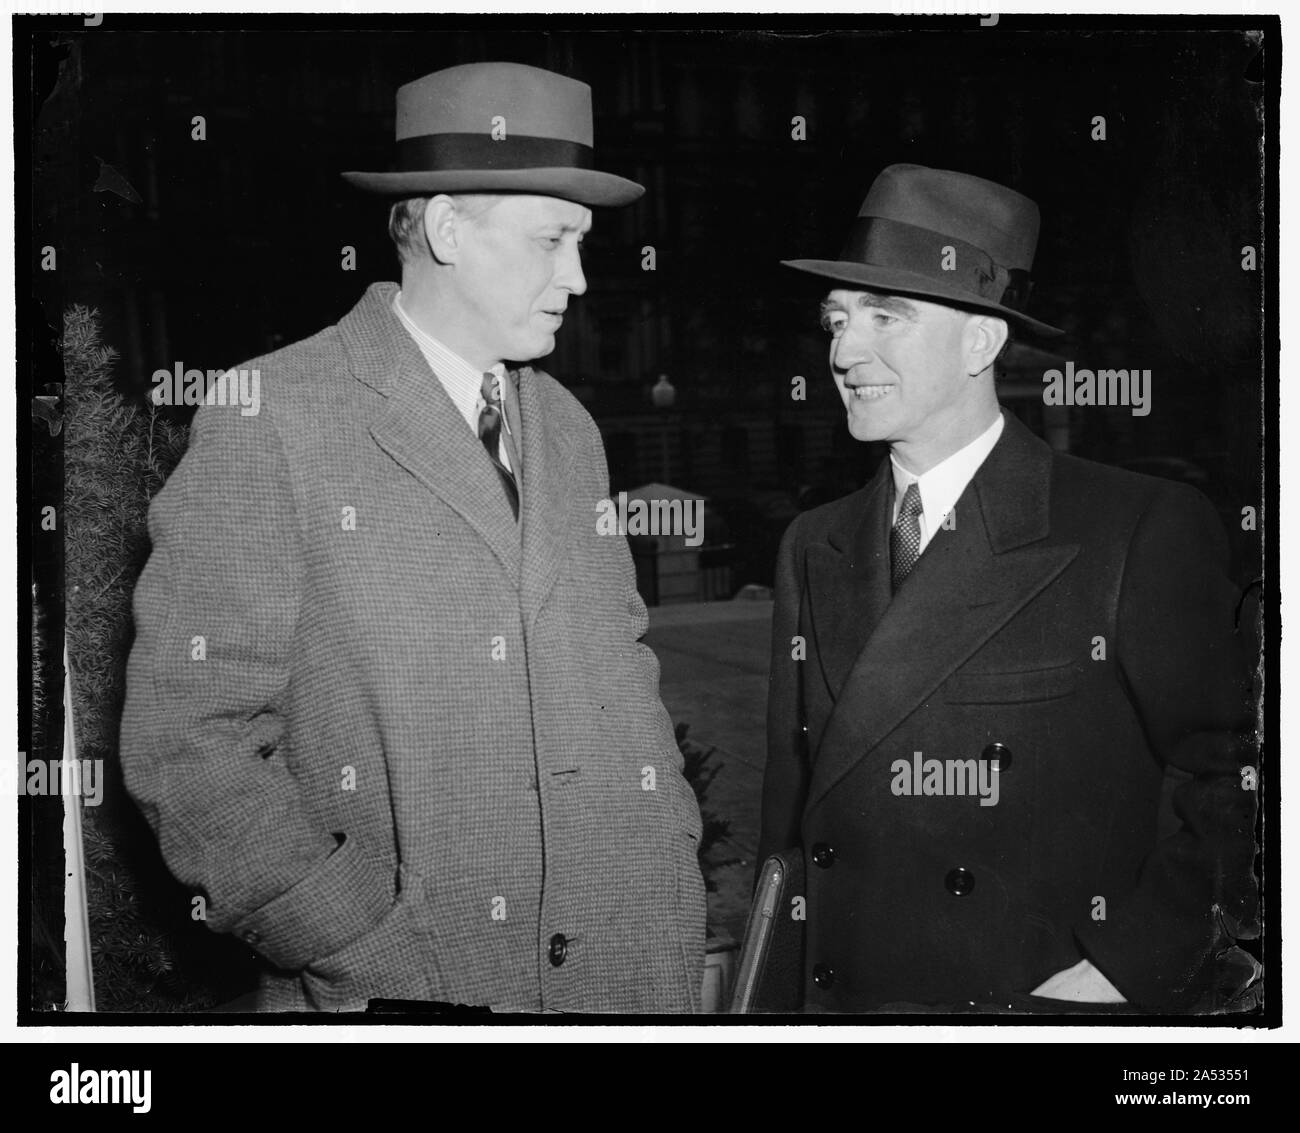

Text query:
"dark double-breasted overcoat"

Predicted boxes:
[[759, 410, 1255, 1012]]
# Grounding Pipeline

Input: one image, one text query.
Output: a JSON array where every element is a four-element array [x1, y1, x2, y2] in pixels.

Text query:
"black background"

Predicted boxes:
[[29, 17, 1266, 575]]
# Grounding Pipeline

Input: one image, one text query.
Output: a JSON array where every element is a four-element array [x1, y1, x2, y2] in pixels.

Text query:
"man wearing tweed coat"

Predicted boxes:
[[120, 63, 706, 1013]]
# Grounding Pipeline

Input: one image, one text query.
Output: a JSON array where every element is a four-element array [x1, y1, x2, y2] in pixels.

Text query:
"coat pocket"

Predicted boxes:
[[300, 868, 435, 1013], [943, 661, 1077, 705]]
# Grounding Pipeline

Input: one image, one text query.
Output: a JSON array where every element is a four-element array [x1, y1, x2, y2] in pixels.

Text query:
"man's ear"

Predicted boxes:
[[422, 195, 464, 265], [966, 313, 1009, 376]]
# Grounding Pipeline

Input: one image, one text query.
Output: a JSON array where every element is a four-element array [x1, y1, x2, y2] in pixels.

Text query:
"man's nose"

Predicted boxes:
[[832, 316, 875, 373], [556, 244, 587, 296]]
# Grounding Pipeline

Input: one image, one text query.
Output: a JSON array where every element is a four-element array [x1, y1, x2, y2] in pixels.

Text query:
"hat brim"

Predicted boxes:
[[341, 167, 644, 208], [782, 258, 1064, 338]]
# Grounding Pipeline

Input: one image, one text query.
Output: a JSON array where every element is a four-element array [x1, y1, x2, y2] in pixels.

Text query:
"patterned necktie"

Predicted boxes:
[[890, 481, 924, 592], [478, 371, 520, 520]]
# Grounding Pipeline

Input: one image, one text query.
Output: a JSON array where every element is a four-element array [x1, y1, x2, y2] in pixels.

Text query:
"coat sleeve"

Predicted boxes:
[[120, 400, 392, 973], [1072, 483, 1257, 1007], [757, 514, 811, 873]]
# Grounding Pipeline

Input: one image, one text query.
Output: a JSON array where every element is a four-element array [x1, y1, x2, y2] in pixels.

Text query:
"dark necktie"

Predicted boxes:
[[477, 371, 520, 520], [890, 481, 924, 592]]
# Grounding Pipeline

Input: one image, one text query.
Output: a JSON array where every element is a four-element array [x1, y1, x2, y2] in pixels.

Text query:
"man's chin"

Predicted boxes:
[[504, 337, 556, 367], [846, 416, 888, 444], [526, 334, 557, 361]]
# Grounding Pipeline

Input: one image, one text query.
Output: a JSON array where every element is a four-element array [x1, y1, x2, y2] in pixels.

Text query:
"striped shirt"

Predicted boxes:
[[393, 292, 512, 472]]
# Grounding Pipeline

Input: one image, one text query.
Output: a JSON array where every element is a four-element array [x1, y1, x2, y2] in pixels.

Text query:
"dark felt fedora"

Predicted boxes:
[[783, 164, 1063, 337], [342, 62, 644, 208]]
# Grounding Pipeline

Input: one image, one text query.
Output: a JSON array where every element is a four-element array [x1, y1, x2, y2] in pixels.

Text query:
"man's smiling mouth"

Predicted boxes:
[[850, 384, 895, 401]]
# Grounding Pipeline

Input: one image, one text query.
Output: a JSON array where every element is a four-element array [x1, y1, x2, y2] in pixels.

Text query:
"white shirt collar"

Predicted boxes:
[[392, 292, 508, 435], [890, 412, 1005, 552]]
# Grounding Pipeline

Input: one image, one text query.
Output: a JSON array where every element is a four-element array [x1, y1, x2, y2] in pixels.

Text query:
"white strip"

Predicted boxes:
[[62, 647, 95, 1012]]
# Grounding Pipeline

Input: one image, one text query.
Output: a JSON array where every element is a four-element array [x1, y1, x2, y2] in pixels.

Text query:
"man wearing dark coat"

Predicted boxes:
[[758, 164, 1256, 1013]]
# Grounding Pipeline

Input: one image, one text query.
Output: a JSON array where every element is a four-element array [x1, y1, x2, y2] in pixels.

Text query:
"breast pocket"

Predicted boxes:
[[943, 661, 1077, 705]]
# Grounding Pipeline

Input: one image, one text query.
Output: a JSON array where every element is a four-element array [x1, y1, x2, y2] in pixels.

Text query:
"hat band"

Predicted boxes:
[[840, 216, 1032, 311], [397, 132, 595, 173]]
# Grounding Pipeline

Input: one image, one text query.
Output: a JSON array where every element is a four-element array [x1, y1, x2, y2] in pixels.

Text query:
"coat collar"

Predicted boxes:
[[805, 457, 894, 700], [341, 282, 574, 605], [817, 410, 1054, 558], [513, 358, 575, 618], [804, 410, 1079, 812]]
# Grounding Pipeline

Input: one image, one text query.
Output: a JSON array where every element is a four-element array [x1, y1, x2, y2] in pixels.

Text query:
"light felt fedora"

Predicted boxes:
[[784, 164, 1063, 337], [342, 62, 644, 208]]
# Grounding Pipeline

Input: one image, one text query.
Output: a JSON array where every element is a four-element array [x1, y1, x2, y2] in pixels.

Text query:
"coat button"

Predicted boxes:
[[812, 963, 835, 988], [981, 742, 1012, 772], [240, 929, 261, 946], [548, 933, 568, 967], [810, 843, 836, 868], [945, 867, 975, 896]]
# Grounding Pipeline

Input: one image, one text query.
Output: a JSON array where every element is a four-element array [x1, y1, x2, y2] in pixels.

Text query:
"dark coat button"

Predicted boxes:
[[945, 867, 975, 896], [981, 743, 1012, 771], [812, 964, 836, 988], [548, 933, 568, 967], [811, 843, 836, 868], [240, 929, 261, 946]]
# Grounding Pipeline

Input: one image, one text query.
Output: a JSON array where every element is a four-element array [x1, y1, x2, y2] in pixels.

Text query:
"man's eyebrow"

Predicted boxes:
[[856, 292, 918, 317], [820, 292, 918, 318]]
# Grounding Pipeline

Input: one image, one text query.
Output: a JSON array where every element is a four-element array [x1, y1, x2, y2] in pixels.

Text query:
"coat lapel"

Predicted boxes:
[[806, 457, 894, 698], [805, 412, 1080, 812], [343, 283, 522, 585], [513, 366, 576, 621]]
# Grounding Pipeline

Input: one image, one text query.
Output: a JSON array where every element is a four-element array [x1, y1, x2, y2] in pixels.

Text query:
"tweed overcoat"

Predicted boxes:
[[758, 411, 1256, 1013], [121, 282, 706, 1013]]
